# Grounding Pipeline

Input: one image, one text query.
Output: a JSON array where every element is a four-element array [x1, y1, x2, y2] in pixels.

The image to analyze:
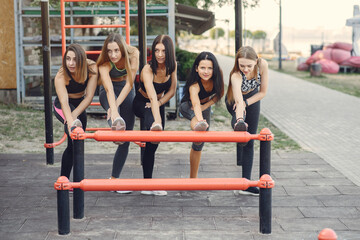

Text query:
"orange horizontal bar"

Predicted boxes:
[[54, 174, 275, 191], [90, 102, 101, 106], [86, 51, 101, 55], [86, 127, 110, 131], [81, 130, 258, 143], [65, 0, 125, 2], [64, 24, 126, 29], [44, 133, 67, 148]]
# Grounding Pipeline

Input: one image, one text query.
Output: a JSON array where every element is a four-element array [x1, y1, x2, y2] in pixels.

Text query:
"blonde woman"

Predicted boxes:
[[226, 46, 269, 196], [97, 33, 139, 191]]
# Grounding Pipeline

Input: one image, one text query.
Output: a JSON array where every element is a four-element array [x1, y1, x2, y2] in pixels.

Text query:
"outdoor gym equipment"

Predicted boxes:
[[54, 127, 274, 235]]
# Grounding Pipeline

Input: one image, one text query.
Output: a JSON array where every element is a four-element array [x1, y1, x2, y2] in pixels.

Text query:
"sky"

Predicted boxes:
[[211, 0, 359, 56]]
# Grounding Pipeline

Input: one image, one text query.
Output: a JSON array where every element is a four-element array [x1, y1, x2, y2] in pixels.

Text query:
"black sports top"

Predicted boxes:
[[140, 74, 172, 94], [109, 61, 127, 79], [197, 79, 216, 101], [65, 74, 89, 94], [181, 79, 216, 103]]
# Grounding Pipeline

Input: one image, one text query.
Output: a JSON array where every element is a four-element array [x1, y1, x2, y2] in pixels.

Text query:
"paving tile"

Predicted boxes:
[[151, 216, 215, 230], [299, 206, 360, 218], [284, 186, 340, 196], [276, 218, 348, 232]]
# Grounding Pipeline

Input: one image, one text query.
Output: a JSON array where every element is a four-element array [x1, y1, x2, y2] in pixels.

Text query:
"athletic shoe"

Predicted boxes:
[[112, 117, 126, 131], [234, 118, 247, 132], [194, 121, 208, 131], [141, 190, 167, 196], [111, 117, 126, 145], [108, 178, 132, 194], [150, 123, 162, 144], [70, 119, 82, 132], [114, 190, 132, 194], [238, 187, 259, 196]]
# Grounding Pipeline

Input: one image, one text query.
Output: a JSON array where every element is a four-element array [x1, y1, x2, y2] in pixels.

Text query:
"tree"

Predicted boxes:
[[252, 30, 267, 39], [210, 28, 225, 39], [149, 0, 260, 10]]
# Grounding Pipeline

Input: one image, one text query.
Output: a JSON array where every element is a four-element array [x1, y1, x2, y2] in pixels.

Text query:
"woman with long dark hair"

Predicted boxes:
[[54, 43, 98, 178], [179, 51, 224, 178]]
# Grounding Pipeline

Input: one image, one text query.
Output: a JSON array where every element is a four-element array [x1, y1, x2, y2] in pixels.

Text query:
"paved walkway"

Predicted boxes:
[[1, 152, 360, 239], [261, 70, 360, 186]]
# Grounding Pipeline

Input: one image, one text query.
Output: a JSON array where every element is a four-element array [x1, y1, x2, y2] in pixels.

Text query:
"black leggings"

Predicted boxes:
[[226, 88, 260, 180], [99, 81, 135, 178], [133, 93, 165, 178], [53, 97, 87, 178]]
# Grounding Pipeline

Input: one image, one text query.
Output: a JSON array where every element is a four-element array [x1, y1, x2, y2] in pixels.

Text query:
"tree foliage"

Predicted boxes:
[[210, 28, 225, 39], [252, 30, 267, 39]]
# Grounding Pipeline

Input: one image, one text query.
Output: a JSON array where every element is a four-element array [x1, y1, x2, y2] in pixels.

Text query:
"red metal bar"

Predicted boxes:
[[89, 102, 101, 106], [86, 50, 101, 55], [124, 0, 129, 44], [61, 0, 66, 56], [64, 0, 125, 2], [44, 133, 67, 148], [74, 129, 268, 143], [64, 24, 127, 29], [54, 174, 274, 191]]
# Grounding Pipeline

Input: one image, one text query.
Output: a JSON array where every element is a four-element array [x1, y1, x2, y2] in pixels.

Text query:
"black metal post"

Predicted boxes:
[[57, 189, 70, 235], [138, 0, 147, 71], [278, 0, 282, 70], [235, 0, 243, 52], [259, 140, 272, 234], [73, 138, 84, 219], [41, 0, 54, 165], [138, 0, 147, 165]]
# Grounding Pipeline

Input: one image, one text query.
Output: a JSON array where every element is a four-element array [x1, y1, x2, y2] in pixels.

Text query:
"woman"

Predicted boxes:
[[54, 43, 98, 178], [97, 33, 139, 192], [133, 35, 177, 196], [179, 52, 224, 178], [226, 46, 269, 196]]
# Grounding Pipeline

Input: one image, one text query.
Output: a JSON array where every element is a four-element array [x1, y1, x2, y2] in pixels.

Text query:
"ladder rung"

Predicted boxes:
[[86, 51, 101, 55], [64, 24, 127, 29], [64, 0, 126, 2]]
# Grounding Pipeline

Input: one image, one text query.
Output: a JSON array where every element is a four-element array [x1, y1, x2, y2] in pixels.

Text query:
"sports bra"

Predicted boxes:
[[140, 74, 172, 95], [66, 74, 88, 94], [241, 68, 261, 92], [109, 61, 127, 79]]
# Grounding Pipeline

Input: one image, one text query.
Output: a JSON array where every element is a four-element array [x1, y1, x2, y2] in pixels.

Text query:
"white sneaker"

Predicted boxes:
[[108, 178, 132, 193], [114, 190, 132, 194], [141, 190, 167, 196]]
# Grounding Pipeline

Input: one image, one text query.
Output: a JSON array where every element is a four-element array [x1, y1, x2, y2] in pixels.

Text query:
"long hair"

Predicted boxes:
[[62, 43, 88, 84], [226, 46, 261, 104], [96, 33, 132, 83], [149, 35, 176, 76], [182, 51, 224, 102]]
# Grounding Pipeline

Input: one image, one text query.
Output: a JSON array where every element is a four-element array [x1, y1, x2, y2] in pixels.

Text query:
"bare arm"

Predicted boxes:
[[158, 63, 177, 106], [71, 62, 98, 119], [54, 68, 74, 132], [99, 63, 119, 122], [246, 59, 269, 106], [115, 47, 139, 107], [189, 83, 203, 121], [231, 72, 246, 120]]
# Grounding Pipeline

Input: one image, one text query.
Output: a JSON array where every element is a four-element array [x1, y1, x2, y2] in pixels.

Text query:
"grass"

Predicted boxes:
[[268, 60, 360, 98], [212, 101, 301, 151]]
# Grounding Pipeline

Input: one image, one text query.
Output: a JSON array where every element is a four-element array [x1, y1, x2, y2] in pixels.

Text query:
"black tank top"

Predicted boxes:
[[140, 74, 172, 94], [109, 61, 127, 79], [65, 75, 89, 94], [197, 79, 216, 101]]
